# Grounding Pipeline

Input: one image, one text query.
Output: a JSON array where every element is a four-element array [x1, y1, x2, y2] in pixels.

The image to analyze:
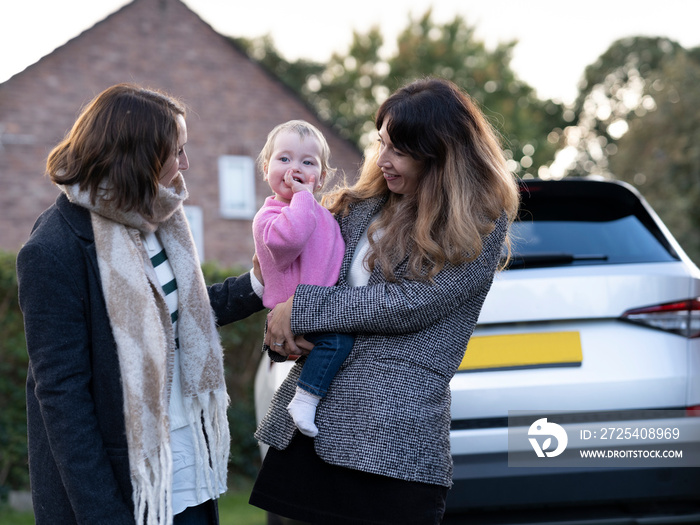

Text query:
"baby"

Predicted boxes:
[[253, 120, 354, 437]]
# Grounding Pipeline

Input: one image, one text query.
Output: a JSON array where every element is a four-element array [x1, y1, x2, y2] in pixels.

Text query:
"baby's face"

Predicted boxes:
[[265, 131, 324, 203]]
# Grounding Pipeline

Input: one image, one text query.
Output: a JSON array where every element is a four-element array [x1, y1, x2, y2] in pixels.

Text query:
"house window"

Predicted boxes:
[[218, 155, 256, 219], [183, 205, 204, 262]]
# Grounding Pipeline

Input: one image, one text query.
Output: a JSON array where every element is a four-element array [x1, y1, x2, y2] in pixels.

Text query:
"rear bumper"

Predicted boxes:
[[446, 451, 700, 521]]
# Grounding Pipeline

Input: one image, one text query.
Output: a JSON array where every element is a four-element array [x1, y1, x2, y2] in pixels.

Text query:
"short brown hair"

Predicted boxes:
[[47, 83, 186, 218]]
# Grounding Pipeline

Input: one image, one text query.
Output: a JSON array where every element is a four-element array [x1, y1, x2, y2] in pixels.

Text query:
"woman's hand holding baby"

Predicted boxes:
[[265, 295, 314, 357]]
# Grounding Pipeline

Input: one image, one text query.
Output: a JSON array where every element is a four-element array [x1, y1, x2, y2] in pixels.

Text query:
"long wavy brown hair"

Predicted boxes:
[[324, 77, 520, 281], [47, 83, 186, 218]]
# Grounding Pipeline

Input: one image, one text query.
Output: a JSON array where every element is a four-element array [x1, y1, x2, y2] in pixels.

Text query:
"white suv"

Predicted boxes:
[[255, 178, 700, 524]]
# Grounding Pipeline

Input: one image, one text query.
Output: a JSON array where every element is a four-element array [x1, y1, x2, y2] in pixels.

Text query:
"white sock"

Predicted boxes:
[[287, 386, 321, 437]]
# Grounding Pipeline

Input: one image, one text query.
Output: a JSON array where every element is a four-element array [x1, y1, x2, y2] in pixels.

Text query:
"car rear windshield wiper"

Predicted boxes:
[[505, 253, 609, 269]]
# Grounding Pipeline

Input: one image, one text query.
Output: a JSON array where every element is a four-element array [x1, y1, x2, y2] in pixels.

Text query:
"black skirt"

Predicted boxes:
[[249, 433, 448, 525]]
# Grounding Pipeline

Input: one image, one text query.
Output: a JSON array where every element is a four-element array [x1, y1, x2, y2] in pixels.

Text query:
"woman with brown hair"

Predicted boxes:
[[17, 83, 263, 525], [250, 77, 520, 524]]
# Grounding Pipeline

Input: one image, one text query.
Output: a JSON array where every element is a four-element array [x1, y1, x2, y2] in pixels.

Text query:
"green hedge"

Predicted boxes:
[[0, 252, 28, 497], [0, 251, 267, 495]]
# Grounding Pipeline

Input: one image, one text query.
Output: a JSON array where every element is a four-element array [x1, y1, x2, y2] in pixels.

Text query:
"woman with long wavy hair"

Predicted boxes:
[[250, 77, 519, 524]]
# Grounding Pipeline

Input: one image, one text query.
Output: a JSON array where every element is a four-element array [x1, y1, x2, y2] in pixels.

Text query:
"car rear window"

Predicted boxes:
[[507, 180, 679, 269]]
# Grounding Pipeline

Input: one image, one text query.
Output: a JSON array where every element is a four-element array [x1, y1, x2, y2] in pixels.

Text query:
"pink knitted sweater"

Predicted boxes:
[[253, 192, 345, 309]]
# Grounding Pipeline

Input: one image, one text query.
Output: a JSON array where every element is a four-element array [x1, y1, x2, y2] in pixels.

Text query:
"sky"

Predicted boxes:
[[2, 0, 699, 105]]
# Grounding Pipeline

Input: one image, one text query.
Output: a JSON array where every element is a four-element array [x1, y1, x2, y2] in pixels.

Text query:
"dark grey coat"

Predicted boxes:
[[255, 196, 508, 487], [17, 193, 263, 524]]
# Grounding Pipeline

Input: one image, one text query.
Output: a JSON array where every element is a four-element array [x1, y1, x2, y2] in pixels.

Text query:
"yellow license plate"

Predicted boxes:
[[459, 331, 582, 371]]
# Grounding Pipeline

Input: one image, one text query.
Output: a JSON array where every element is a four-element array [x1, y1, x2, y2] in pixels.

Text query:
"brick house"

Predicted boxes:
[[0, 0, 362, 267]]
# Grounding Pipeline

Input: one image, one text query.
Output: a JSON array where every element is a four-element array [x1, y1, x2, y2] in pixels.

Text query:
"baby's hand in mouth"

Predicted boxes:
[[285, 169, 316, 194]]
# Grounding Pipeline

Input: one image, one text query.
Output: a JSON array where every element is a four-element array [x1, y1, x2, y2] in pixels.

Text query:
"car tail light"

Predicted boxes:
[[687, 405, 700, 417], [621, 299, 700, 338]]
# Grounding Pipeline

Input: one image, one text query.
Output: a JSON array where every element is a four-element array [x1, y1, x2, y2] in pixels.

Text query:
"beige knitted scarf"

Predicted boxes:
[[63, 174, 230, 525]]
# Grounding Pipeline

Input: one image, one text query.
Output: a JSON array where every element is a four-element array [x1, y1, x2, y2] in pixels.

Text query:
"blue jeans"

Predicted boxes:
[[297, 333, 354, 397]]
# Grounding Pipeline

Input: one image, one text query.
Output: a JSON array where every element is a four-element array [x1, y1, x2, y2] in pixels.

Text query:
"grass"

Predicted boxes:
[[0, 504, 33, 525], [0, 478, 267, 525], [219, 478, 267, 525]]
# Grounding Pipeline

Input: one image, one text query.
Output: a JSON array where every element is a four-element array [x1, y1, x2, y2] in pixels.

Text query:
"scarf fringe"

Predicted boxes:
[[134, 441, 174, 525], [186, 390, 231, 503]]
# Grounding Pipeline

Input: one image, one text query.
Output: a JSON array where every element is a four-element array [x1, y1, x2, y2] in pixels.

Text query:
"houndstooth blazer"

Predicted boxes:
[[255, 194, 508, 488]]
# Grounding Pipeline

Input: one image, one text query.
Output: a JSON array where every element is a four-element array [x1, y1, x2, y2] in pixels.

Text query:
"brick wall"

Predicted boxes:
[[0, 0, 362, 267]]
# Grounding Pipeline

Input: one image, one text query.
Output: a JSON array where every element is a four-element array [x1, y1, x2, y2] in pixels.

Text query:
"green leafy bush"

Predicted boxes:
[[0, 251, 28, 495]]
